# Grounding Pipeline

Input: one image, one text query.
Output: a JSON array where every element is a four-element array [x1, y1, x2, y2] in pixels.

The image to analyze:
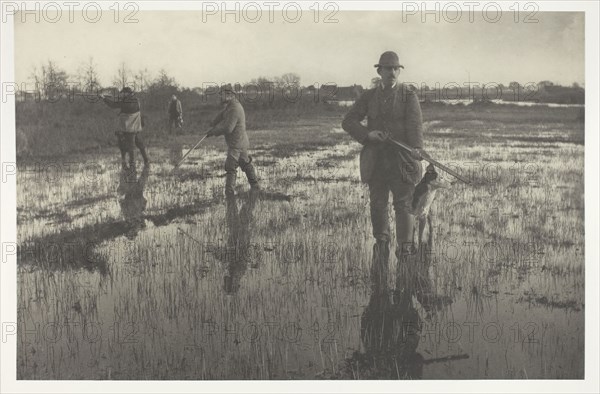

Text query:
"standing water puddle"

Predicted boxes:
[[17, 140, 584, 379]]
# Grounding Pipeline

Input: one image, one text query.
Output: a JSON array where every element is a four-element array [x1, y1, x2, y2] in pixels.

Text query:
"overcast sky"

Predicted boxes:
[[15, 10, 584, 89]]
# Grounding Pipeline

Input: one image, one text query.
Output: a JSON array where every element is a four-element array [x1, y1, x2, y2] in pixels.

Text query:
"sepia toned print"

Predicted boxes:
[[3, 2, 590, 385]]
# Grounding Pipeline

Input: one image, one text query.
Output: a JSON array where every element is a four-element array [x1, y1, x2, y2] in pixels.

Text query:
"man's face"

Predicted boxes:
[[221, 91, 235, 104], [377, 66, 401, 87]]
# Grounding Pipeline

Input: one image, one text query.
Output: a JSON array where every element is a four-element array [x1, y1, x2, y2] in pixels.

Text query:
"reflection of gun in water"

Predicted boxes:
[[217, 193, 259, 294], [118, 167, 150, 239], [422, 353, 469, 365]]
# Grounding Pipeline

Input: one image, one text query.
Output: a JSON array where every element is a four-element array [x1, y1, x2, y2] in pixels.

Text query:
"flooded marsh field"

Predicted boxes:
[[16, 105, 584, 379]]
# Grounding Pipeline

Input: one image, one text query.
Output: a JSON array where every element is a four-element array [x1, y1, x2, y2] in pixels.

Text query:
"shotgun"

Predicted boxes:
[[387, 137, 471, 184]]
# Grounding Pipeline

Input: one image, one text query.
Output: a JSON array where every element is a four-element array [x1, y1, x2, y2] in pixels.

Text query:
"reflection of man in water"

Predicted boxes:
[[357, 259, 425, 379], [169, 143, 184, 167], [118, 167, 150, 239], [216, 192, 259, 294], [350, 253, 449, 379]]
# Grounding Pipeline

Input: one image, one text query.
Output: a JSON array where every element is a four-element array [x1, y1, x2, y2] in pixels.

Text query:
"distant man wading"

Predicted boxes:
[[168, 95, 183, 133], [206, 84, 260, 196], [342, 51, 428, 293], [101, 87, 150, 168]]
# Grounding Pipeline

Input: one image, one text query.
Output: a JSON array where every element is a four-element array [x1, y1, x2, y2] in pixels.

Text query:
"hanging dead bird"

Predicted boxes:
[[411, 164, 451, 247]]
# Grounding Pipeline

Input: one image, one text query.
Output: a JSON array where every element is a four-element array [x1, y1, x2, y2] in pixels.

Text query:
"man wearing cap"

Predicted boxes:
[[206, 84, 260, 196], [342, 51, 428, 294], [168, 94, 183, 134], [100, 87, 150, 168]]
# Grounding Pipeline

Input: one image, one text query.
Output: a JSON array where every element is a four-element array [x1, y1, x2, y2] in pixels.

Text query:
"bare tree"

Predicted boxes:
[[247, 76, 275, 104], [249, 76, 274, 90], [30, 60, 69, 99], [153, 69, 178, 89], [112, 62, 132, 89], [537, 80, 554, 89], [78, 57, 101, 92], [134, 68, 151, 92], [272, 73, 301, 100], [280, 72, 300, 86], [29, 66, 43, 98], [45, 60, 68, 86]]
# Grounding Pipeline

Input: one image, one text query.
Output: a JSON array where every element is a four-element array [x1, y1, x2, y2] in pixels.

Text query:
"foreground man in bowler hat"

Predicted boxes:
[[206, 84, 260, 196], [342, 51, 428, 294]]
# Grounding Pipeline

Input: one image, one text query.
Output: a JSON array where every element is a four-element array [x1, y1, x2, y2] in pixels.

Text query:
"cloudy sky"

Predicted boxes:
[[14, 9, 584, 89]]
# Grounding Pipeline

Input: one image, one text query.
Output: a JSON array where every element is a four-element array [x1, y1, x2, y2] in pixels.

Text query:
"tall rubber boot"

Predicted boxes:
[[135, 134, 150, 166], [396, 207, 415, 260], [370, 241, 390, 295], [241, 158, 260, 191], [395, 207, 417, 301], [120, 152, 128, 170], [124, 133, 136, 170], [225, 171, 237, 197]]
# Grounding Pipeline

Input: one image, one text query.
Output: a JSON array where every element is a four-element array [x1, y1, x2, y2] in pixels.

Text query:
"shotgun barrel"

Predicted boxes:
[[387, 137, 471, 184]]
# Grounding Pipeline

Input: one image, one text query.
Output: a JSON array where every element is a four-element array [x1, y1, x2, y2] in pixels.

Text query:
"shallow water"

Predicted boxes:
[[336, 99, 584, 108], [17, 137, 584, 379]]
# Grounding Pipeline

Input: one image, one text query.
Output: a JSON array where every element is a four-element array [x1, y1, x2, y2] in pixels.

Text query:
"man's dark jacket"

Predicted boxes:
[[342, 83, 424, 185]]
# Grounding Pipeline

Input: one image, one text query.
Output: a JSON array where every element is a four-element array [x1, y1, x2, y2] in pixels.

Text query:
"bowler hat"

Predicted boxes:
[[374, 51, 404, 69], [220, 84, 237, 94]]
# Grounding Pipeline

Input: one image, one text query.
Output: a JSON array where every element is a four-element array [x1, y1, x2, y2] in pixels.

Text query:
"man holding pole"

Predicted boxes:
[[342, 51, 428, 294], [206, 84, 260, 196]]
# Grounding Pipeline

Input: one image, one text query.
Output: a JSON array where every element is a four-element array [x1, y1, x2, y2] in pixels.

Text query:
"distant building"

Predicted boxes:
[[309, 84, 363, 104]]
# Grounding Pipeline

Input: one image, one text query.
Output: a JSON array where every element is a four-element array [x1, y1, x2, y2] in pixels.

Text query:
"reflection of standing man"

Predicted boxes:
[[168, 95, 183, 133], [118, 166, 150, 239], [206, 84, 260, 197], [347, 254, 453, 379], [359, 285, 423, 379], [356, 256, 440, 379], [218, 193, 259, 294], [342, 51, 428, 293]]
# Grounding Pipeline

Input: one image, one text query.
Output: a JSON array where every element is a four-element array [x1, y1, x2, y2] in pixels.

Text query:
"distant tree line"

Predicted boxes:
[[21, 58, 584, 105], [25, 58, 181, 100]]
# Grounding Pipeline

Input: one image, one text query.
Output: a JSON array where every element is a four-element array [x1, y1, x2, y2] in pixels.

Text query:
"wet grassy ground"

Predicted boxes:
[[16, 105, 584, 379]]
